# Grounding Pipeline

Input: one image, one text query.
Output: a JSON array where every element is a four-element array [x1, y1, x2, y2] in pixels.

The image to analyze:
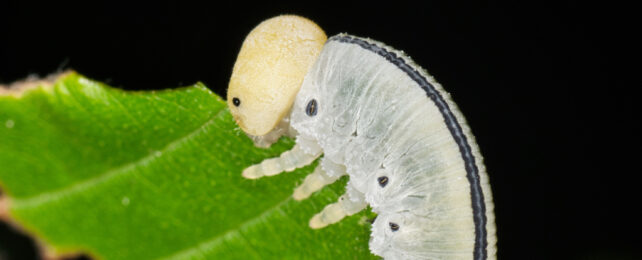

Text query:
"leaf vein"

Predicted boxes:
[[158, 197, 293, 260]]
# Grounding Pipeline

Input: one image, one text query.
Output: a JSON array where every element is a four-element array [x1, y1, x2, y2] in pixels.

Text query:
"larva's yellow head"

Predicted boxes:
[[227, 15, 327, 136]]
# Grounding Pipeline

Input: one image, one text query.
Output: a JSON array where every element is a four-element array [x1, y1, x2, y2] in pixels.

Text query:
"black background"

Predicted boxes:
[[1, 1, 639, 259]]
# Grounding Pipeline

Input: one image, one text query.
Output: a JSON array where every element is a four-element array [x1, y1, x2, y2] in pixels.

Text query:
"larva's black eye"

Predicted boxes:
[[389, 222, 399, 232], [377, 176, 389, 187], [306, 99, 318, 116], [232, 97, 241, 107]]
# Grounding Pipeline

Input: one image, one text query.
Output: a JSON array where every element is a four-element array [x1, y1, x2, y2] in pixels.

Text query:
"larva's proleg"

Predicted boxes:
[[227, 15, 497, 260]]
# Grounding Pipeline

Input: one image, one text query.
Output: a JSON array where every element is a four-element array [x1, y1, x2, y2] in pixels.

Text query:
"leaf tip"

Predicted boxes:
[[0, 70, 76, 98]]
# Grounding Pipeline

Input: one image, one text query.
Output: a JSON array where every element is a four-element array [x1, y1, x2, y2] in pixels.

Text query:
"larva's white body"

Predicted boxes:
[[228, 17, 498, 258], [287, 35, 497, 259]]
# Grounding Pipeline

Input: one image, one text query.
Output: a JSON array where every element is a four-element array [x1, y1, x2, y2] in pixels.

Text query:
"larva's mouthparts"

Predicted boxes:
[[243, 115, 296, 148]]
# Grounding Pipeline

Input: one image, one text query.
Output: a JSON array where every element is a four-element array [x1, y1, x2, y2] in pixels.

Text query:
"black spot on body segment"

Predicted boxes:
[[330, 35, 489, 260], [306, 99, 318, 116], [377, 176, 389, 187], [232, 97, 240, 107], [389, 222, 399, 231]]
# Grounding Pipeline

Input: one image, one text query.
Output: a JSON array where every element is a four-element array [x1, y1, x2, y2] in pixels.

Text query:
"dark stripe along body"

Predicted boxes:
[[291, 34, 496, 259]]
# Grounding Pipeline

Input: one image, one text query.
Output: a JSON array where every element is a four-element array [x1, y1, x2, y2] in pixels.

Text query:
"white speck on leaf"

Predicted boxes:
[[121, 196, 130, 206], [5, 120, 14, 129]]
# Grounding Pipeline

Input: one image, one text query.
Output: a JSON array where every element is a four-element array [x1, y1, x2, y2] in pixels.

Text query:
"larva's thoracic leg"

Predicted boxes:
[[293, 163, 344, 201], [309, 184, 367, 229], [242, 143, 321, 179]]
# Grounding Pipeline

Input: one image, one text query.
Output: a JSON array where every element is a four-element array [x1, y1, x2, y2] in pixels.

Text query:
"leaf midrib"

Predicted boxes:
[[10, 106, 227, 209]]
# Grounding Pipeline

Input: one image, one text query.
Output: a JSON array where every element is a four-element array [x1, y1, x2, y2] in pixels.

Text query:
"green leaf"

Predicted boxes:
[[0, 72, 376, 259]]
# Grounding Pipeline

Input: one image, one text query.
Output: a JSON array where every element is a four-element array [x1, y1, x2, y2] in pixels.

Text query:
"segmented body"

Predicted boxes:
[[290, 35, 497, 259]]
